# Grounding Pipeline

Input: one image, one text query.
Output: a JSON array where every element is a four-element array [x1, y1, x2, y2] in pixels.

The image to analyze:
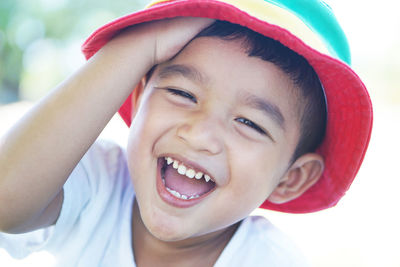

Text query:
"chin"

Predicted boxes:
[[141, 209, 193, 242]]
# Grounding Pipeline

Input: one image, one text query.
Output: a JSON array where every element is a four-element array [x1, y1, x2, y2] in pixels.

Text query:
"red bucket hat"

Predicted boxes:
[[81, 0, 373, 213]]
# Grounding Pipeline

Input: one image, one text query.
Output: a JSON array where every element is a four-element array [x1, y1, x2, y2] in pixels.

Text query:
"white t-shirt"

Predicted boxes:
[[0, 140, 309, 267]]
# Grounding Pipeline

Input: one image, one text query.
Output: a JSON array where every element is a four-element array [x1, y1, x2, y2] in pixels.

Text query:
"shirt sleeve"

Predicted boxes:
[[0, 140, 122, 259]]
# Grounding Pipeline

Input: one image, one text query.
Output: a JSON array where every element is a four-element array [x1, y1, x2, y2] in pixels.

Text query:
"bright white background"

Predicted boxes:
[[1, 0, 399, 266]]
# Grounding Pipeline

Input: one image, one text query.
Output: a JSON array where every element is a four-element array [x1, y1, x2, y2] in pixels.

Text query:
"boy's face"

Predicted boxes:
[[127, 37, 301, 242]]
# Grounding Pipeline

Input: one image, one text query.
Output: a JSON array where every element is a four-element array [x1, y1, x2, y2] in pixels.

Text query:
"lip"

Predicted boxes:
[[156, 158, 216, 208]]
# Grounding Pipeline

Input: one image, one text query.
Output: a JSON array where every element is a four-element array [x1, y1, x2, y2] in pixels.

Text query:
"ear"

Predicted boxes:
[[130, 77, 147, 119], [268, 153, 324, 204]]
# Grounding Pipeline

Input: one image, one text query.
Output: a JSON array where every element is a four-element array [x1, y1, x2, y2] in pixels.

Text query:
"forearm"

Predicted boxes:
[[0, 27, 153, 232]]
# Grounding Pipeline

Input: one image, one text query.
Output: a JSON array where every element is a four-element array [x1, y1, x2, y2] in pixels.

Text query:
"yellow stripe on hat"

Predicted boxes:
[[146, 0, 331, 56]]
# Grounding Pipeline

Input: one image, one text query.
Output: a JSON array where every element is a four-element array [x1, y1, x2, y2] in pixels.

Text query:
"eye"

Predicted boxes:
[[235, 117, 269, 136], [166, 88, 197, 103]]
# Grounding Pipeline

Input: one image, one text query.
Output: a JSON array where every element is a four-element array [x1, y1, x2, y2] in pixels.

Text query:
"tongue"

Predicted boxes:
[[164, 164, 214, 196]]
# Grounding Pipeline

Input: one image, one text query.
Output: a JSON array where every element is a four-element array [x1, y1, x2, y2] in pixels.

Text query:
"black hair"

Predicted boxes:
[[196, 21, 327, 162]]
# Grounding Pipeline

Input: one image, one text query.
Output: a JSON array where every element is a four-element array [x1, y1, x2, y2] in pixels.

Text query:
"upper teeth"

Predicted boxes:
[[165, 157, 213, 183]]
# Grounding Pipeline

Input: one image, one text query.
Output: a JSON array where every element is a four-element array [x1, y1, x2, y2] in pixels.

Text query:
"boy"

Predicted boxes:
[[0, 0, 372, 266]]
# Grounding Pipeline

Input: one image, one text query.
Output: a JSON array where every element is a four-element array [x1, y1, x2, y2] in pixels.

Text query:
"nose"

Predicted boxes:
[[176, 113, 223, 155]]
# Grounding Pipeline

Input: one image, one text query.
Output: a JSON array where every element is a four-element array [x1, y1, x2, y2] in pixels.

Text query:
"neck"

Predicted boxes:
[[131, 200, 240, 267]]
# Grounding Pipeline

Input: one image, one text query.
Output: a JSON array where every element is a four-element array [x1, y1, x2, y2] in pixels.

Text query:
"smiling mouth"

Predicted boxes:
[[158, 157, 216, 201]]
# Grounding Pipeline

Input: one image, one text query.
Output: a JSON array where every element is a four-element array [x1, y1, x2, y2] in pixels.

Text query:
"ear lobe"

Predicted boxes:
[[130, 77, 147, 119], [268, 153, 324, 204]]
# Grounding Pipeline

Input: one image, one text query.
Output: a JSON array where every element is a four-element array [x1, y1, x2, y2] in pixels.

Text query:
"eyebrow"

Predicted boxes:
[[241, 92, 286, 130], [158, 64, 209, 85]]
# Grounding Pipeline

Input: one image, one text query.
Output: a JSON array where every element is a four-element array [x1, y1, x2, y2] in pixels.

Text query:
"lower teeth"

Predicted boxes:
[[164, 181, 200, 200]]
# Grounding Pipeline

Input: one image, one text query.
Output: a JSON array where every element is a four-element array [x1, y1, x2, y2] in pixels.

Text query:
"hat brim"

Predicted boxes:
[[82, 0, 373, 213]]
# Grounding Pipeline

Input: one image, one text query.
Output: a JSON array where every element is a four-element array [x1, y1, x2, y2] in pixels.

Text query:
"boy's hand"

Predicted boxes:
[[150, 17, 214, 64], [101, 17, 214, 67]]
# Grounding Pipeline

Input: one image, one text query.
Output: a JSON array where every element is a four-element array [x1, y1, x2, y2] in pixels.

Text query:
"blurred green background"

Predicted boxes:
[[0, 0, 400, 266], [0, 0, 147, 103]]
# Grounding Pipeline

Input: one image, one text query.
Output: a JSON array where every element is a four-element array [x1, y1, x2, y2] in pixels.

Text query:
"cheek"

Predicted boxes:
[[126, 92, 185, 184], [126, 96, 161, 185], [128, 94, 170, 150], [225, 146, 288, 212], [230, 167, 278, 210]]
